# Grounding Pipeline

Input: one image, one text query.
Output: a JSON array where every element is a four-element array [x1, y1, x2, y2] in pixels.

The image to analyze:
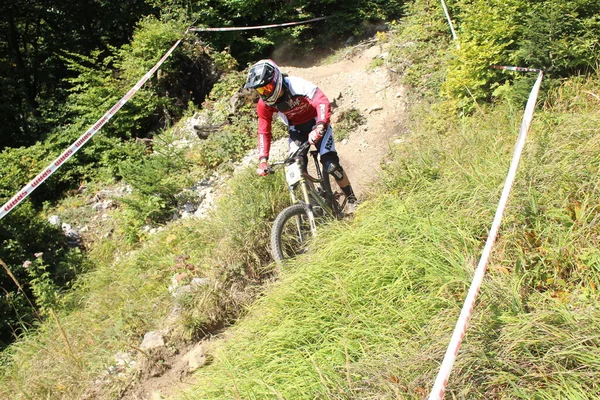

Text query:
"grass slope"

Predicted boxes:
[[181, 77, 600, 399], [0, 169, 290, 398]]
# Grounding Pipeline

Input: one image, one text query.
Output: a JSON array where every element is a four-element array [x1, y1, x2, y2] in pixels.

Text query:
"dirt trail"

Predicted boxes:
[[118, 42, 407, 400], [282, 43, 407, 198]]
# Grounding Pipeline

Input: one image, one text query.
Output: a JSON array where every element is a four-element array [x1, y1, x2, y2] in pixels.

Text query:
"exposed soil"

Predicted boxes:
[[284, 43, 407, 199], [116, 41, 407, 400]]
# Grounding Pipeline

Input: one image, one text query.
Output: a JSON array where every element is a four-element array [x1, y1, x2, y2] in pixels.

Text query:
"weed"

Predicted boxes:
[[334, 108, 365, 141]]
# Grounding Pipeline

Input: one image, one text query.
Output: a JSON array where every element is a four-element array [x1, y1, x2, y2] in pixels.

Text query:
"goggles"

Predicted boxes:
[[256, 81, 275, 96]]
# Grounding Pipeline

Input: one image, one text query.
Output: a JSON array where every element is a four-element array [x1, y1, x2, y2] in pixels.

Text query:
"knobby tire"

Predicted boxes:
[[270, 203, 314, 263]]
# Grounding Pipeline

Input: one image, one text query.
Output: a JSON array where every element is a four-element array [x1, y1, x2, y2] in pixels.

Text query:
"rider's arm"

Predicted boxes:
[[309, 87, 331, 129], [257, 100, 274, 160]]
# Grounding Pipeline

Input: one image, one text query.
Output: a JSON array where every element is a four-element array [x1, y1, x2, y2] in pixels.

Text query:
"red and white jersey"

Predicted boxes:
[[256, 76, 331, 159]]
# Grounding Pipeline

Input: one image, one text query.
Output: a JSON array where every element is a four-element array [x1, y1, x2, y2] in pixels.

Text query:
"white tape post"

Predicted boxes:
[[189, 16, 327, 32], [428, 69, 544, 400], [440, 0, 460, 49], [0, 38, 184, 220]]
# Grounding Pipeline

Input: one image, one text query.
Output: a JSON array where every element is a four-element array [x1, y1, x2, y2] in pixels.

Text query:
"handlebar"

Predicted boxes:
[[264, 141, 311, 175]]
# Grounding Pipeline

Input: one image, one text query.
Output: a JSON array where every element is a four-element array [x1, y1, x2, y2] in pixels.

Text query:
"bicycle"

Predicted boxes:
[[265, 141, 349, 263]]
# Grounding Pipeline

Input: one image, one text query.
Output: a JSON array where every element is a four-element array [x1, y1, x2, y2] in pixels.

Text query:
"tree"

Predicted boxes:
[[0, 0, 157, 150]]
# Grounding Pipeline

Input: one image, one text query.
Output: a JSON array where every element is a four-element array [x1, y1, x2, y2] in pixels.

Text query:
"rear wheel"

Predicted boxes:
[[270, 204, 314, 263], [318, 172, 343, 216]]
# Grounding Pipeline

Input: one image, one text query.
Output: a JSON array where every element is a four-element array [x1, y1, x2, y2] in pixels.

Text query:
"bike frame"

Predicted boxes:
[[268, 142, 346, 237]]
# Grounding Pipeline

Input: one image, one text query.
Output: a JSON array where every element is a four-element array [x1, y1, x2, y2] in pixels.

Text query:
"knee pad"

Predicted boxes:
[[324, 161, 344, 181]]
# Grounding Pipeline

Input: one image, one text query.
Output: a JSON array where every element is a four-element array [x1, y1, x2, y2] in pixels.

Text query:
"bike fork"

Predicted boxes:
[[300, 182, 318, 236]]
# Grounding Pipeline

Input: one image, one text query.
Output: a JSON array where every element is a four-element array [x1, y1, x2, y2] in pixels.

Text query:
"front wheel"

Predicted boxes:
[[270, 204, 315, 263]]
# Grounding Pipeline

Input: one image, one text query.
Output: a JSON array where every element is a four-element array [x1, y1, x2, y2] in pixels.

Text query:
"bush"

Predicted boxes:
[[191, 122, 255, 169], [387, 2, 453, 97], [0, 203, 86, 349], [441, 0, 600, 111], [118, 131, 193, 232]]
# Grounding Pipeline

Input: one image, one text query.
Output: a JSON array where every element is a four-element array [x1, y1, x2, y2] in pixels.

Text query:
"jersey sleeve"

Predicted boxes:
[[309, 87, 331, 128], [256, 100, 274, 160]]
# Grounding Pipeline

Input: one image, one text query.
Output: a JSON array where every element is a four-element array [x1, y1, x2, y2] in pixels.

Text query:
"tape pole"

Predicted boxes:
[[189, 16, 327, 32], [427, 70, 544, 400], [0, 37, 184, 220], [440, 0, 460, 49]]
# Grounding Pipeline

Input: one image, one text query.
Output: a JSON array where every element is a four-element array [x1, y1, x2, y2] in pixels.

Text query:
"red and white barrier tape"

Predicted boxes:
[[440, 0, 460, 49], [493, 65, 542, 73], [428, 68, 544, 400], [0, 37, 184, 220], [189, 16, 327, 32]]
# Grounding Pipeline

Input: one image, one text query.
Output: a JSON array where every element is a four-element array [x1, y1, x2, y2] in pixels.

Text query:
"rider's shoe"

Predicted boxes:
[[345, 196, 359, 214]]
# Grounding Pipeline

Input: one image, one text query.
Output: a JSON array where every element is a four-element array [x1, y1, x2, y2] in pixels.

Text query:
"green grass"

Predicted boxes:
[[177, 74, 600, 399], [0, 167, 291, 398]]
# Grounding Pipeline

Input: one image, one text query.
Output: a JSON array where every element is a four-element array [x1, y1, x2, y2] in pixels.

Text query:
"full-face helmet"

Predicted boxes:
[[244, 59, 283, 105]]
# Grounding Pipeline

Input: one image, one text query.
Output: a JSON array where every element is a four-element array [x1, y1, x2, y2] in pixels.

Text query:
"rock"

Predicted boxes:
[[181, 344, 207, 373], [118, 184, 132, 195], [345, 36, 357, 45], [191, 277, 210, 287], [93, 190, 113, 200], [114, 352, 135, 370], [92, 200, 114, 211], [61, 223, 81, 247], [48, 215, 61, 226], [150, 392, 164, 400], [171, 276, 211, 299], [183, 202, 197, 213], [140, 331, 165, 351], [173, 284, 193, 299]]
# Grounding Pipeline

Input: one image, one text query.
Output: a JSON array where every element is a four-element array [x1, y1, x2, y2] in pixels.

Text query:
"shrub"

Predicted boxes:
[[118, 130, 193, 231], [387, 2, 453, 97], [0, 203, 85, 349], [440, 0, 600, 111]]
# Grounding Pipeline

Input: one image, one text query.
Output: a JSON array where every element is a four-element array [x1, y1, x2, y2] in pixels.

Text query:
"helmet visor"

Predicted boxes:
[[256, 81, 276, 97]]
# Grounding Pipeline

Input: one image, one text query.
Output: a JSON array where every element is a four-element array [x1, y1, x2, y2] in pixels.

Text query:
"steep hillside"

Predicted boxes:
[[2, 1, 600, 398], [119, 41, 406, 400], [0, 40, 407, 399]]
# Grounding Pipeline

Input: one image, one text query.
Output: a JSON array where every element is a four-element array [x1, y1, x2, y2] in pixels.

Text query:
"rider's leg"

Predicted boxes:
[[316, 126, 357, 203], [320, 153, 357, 203]]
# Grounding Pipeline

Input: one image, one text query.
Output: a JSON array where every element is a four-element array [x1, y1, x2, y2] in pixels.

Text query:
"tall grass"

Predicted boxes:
[[0, 168, 289, 398], [181, 75, 600, 399]]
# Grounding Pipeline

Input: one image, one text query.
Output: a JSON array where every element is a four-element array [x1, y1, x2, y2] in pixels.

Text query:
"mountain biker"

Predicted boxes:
[[244, 59, 358, 209]]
